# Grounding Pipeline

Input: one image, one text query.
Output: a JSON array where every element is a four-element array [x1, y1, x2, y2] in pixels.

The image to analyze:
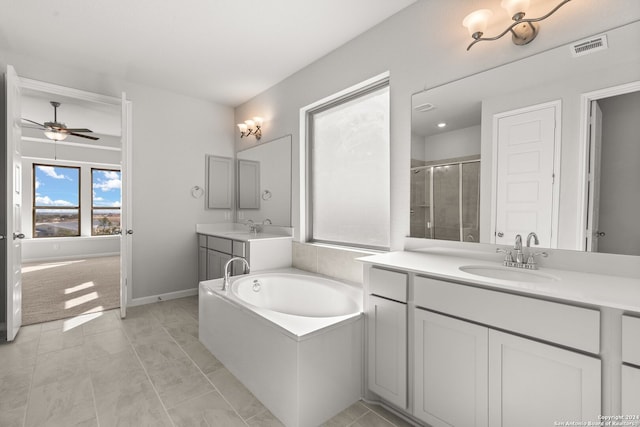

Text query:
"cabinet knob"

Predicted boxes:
[[497, 232, 504, 238]]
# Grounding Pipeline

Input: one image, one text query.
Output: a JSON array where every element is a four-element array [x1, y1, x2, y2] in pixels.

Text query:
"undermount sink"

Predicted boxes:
[[459, 265, 559, 283]]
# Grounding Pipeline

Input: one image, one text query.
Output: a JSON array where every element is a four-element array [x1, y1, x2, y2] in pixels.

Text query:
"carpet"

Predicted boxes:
[[21, 255, 121, 325]]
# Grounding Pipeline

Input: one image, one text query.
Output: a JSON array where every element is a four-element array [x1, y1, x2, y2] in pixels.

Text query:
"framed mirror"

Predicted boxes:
[[206, 155, 233, 209], [410, 22, 640, 256], [236, 134, 292, 226]]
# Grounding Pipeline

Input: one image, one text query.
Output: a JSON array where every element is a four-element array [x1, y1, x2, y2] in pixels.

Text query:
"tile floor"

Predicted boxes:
[[0, 296, 414, 427]]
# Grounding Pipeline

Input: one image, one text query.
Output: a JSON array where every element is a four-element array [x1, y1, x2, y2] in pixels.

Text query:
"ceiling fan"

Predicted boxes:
[[22, 101, 99, 141]]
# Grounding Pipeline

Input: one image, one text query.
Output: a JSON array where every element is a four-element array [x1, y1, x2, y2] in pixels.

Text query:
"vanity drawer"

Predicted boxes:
[[207, 236, 232, 253], [369, 267, 407, 303], [414, 276, 600, 354], [622, 315, 640, 365]]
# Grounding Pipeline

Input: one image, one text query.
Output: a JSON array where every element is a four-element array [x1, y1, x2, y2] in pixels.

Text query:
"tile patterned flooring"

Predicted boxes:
[[0, 296, 414, 427]]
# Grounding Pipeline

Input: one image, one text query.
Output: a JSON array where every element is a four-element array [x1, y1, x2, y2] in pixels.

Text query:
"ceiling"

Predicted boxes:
[[0, 0, 416, 107]]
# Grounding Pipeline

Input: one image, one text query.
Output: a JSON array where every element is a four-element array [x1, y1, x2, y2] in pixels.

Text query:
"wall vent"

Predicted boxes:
[[571, 34, 608, 57], [414, 102, 435, 112]]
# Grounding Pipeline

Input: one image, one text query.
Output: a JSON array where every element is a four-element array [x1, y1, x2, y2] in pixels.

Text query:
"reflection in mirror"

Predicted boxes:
[[237, 159, 260, 209], [409, 22, 640, 255], [236, 135, 292, 226]]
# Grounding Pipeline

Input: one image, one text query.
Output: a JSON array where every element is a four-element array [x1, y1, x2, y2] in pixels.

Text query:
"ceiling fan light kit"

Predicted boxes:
[[22, 101, 100, 141]]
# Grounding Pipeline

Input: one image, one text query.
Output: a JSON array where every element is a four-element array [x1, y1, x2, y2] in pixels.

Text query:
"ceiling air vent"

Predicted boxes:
[[414, 102, 435, 112], [571, 34, 608, 57]]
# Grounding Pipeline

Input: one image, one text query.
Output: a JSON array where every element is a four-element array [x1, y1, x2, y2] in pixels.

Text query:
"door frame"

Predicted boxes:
[[490, 100, 562, 248], [17, 76, 132, 318], [576, 81, 640, 250]]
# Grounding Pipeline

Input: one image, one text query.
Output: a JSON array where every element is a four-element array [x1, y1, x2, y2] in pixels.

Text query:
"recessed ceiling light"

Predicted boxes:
[[437, 122, 447, 128]]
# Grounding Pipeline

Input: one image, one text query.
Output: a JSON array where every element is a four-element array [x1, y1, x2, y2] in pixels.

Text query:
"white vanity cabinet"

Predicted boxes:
[[366, 268, 408, 410], [413, 276, 601, 426], [414, 309, 488, 427], [622, 315, 640, 414], [488, 330, 601, 426]]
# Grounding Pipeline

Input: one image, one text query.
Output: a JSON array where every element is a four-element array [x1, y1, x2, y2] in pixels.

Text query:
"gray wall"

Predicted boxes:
[[234, 0, 640, 252], [597, 91, 640, 256]]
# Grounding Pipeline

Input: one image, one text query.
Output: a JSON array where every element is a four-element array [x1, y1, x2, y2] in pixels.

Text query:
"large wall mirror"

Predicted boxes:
[[410, 22, 640, 256], [236, 134, 292, 226]]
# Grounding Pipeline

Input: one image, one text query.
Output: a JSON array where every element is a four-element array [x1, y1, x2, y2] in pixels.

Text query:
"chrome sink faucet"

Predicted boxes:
[[246, 220, 260, 235], [496, 232, 547, 270], [222, 256, 250, 292]]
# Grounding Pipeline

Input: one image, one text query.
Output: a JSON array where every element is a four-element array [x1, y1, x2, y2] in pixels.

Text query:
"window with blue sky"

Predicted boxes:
[[33, 165, 80, 237], [92, 169, 121, 235]]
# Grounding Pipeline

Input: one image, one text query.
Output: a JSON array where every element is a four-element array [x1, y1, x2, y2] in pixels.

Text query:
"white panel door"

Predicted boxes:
[[488, 330, 601, 426], [120, 93, 132, 318], [5, 65, 23, 341], [367, 295, 407, 409], [494, 103, 559, 247], [414, 309, 488, 427]]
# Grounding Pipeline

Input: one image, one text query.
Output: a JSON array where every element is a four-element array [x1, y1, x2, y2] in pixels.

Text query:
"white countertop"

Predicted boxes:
[[358, 249, 640, 313], [196, 223, 293, 242]]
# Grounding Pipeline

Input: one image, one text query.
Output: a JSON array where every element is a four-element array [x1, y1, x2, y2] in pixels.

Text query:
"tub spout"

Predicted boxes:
[[222, 257, 250, 292]]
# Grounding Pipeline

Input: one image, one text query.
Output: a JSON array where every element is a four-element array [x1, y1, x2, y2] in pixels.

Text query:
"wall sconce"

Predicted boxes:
[[462, 0, 571, 50], [237, 117, 263, 140]]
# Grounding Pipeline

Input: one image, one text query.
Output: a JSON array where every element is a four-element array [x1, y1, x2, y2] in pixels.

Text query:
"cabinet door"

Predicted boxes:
[[367, 295, 407, 409], [198, 247, 208, 282], [207, 250, 231, 280], [414, 309, 488, 427], [489, 330, 601, 426], [622, 365, 640, 415]]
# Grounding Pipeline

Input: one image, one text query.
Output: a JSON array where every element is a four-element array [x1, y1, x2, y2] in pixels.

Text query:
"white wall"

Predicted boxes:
[[234, 0, 640, 276], [1, 53, 235, 300], [421, 125, 480, 163]]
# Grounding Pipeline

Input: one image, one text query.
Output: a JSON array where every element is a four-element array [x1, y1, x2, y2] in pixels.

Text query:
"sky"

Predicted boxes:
[[34, 165, 121, 208]]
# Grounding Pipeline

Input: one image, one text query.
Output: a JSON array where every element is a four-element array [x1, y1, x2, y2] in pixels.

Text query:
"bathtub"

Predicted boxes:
[[199, 268, 363, 427]]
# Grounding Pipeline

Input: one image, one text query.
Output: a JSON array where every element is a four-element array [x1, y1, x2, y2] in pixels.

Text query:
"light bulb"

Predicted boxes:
[[237, 123, 248, 133], [252, 117, 263, 127], [462, 9, 493, 38], [501, 0, 530, 19]]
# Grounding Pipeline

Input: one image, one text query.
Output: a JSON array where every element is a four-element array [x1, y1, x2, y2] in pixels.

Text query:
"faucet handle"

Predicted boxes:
[[526, 251, 548, 267], [496, 248, 513, 263]]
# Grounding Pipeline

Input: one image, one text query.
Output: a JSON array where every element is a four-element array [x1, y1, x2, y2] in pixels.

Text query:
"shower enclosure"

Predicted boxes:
[[410, 157, 480, 242]]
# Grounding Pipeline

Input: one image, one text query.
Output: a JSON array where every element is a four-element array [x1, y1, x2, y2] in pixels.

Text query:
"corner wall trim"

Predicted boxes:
[[128, 288, 198, 307]]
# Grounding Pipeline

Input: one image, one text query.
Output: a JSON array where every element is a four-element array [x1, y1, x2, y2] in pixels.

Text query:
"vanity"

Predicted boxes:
[[196, 224, 292, 280], [360, 249, 640, 426]]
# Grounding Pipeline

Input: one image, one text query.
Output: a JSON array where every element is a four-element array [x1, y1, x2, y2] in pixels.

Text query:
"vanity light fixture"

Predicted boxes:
[[462, 0, 571, 51], [237, 117, 263, 140]]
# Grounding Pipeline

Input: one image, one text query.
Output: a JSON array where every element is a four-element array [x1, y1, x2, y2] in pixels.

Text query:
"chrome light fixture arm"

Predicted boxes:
[[466, 0, 572, 51]]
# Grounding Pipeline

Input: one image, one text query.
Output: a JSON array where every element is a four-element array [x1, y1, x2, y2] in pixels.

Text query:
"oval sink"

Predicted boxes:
[[459, 265, 559, 283]]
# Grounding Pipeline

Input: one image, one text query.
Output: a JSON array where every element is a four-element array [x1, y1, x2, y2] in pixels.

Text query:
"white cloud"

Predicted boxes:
[[102, 171, 120, 180], [93, 178, 121, 192], [37, 166, 67, 179], [35, 178, 41, 190], [36, 196, 74, 206]]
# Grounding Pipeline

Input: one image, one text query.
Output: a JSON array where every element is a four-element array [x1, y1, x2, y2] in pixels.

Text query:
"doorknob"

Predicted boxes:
[[13, 233, 25, 240], [595, 231, 606, 237], [497, 232, 504, 237]]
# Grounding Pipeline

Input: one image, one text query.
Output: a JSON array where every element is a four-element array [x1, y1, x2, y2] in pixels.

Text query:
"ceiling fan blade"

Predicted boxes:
[[65, 128, 94, 133], [68, 132, 100, 141], [22, 118, 46, 128]]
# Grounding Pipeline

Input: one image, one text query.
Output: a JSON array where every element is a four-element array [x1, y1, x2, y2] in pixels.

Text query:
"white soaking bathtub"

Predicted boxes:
[[199, 268, 363, 427]]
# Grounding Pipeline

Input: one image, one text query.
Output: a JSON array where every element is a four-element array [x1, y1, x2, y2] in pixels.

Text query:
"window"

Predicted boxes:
[[92, 168, 122, 235], [307, 80, 390, 249], [33, 164, 81, 237]]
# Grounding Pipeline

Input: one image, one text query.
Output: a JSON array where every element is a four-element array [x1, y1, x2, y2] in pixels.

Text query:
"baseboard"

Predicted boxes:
[[128, 288, 198, 307]]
